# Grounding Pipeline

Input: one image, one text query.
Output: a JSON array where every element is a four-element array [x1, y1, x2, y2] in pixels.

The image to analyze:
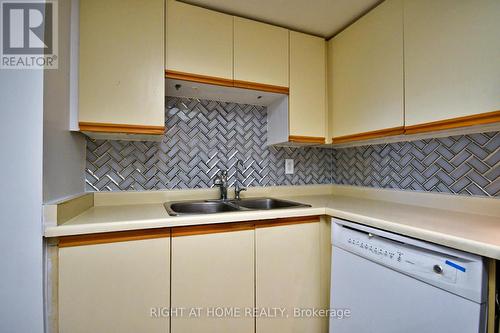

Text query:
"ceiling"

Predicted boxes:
[[179, 0, 383, 38]]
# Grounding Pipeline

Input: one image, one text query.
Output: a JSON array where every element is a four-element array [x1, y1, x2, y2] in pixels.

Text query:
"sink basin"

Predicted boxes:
[[230, 198, 310, 210], [165, 201, 240, 216], [164, 197, 311, 216]]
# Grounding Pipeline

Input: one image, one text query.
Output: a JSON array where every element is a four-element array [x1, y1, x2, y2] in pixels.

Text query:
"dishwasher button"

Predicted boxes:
[[433, 265, 443, 274]]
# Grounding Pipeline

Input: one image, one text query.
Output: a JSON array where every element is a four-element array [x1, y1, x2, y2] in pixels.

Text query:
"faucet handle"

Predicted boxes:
[[235, 185, 247, 200]]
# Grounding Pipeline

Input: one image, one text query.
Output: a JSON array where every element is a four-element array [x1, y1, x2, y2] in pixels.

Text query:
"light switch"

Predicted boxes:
[[285, 159, 294, 174]]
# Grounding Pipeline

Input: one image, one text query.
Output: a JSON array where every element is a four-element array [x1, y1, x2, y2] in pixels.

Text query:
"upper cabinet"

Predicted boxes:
[[78, 0, 165, 139], [289, 31, 327, 142], [166, 0, 233, 81], [234, 17, 289, 90], [404, 0, 500, 133], [329, 0, 404, 144]]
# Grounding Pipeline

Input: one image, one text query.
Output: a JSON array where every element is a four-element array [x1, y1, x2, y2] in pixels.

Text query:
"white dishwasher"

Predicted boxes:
[[330, 218, 488, 333]]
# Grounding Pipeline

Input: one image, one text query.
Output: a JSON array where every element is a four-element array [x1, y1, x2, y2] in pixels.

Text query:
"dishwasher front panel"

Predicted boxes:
[[330, 247, 486, 333]]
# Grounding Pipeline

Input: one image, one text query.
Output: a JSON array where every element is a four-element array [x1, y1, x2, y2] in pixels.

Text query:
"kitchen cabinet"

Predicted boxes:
[[58, 230, 170, 333], [255, 220, 323, 333], [329, 0, 404, 144], [404, 0, 500, 133], [78, 0, 165, 139], [166, 0, 233, 82], [171, 223, 255, 333], [234, 17, 289, 91], [289, 31, 327, 143]]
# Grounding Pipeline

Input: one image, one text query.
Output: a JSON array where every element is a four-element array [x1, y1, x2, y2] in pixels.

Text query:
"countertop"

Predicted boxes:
[[44, 192, 500, 260]]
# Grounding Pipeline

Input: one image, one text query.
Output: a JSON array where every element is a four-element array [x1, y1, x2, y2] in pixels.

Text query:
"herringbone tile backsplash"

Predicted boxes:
[[333, 132, 499, 196], [86, 97, 333, 191], [86, 97, 499, 197]]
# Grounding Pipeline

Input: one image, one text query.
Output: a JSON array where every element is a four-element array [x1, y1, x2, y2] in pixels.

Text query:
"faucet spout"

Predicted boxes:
[[213, 170, 229, 200]]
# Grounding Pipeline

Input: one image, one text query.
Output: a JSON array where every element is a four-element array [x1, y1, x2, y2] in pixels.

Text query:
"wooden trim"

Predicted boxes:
[[255, 216, 321, 229], [404, 110, 500, 134], [288, 135, 325, 144], [165, 70, 234, 87], [331, 126, 405, 144], [487, 258, 496, 333], [58, 228, 171, 247], [79, 122, 165, 135], [172, 216, 321, 236], [233, 80, 289, 95], [172, 222, 254, 237]]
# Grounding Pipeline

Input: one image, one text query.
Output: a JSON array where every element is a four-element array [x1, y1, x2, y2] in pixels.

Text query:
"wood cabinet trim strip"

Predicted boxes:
[[58, 228, 171, 247], [165, 70, 234, 87], [233, 80, 289, 94], [254, 216, 321, 228], [172, 216, 321, 236], [404, 110, 500, 134], [487, 259, 496, 333], [332, 126, 405, 144], [288, 135, 325, 144], [171, 222, 255, 237], [79, 122, 165, 135]]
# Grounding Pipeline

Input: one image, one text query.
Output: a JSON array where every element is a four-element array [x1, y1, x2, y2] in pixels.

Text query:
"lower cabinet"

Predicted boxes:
[[255, 220, 323, 333], [56, 218, 326, 333], [58, 231, 170, 333], [171, 223, 255, 333]]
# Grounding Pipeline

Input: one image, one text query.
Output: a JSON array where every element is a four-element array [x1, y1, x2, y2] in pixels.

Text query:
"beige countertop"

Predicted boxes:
[[44, 185, 500, 259]]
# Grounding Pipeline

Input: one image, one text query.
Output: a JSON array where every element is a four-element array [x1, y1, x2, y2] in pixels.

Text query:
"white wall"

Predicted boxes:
[[0, 70, 45, 332], [43, 0, 86, 203]]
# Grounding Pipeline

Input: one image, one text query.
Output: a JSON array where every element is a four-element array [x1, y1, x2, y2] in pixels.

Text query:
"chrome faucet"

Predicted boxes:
[[234, 159, 247, 200], [213, 170, 229, 200], [235, 184, 247, 200]]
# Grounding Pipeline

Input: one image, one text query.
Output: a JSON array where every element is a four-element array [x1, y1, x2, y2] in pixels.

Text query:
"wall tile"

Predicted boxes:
[[333, 132, 500, 196], [85, 97, 332, 191]]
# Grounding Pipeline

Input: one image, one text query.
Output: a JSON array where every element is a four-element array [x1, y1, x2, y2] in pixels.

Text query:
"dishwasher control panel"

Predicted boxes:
[[344, 232, 458, 284], [332, 218, 487, 304]]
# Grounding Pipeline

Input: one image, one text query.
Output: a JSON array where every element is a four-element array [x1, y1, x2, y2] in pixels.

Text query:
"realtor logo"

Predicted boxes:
[[1, 0, 58, 69]]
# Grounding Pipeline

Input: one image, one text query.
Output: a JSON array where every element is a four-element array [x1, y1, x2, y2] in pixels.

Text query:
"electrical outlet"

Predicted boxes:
[[285, 159, 294, 174]]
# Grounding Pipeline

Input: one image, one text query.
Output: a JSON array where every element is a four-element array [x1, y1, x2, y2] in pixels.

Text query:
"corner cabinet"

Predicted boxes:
[[234, 17, 289, 92], [166, 0, 233, 81], [403, 0, 500, 133], [171, 223, 255, 333], [78, 0, 165, 139], [58, 230, 170, 333], [289, 31, 327, 144], [328, 0, 404, 144]]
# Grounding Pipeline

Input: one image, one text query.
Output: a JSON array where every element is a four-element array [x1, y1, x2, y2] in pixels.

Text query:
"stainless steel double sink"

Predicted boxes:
[[164, 197, 311, 216]]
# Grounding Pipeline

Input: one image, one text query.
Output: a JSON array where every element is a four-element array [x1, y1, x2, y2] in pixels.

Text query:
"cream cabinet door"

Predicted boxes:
[[329, 0, 404, 140], [234, 17, 289, 87], [256, 221, 322, 333], [289, 31, 327, 140], [59, 237, 170, 333], [79, 0, 164, 128], [404, 0, 500, 127], [166, 0, 233, 80], [171, 226, 254, 333]]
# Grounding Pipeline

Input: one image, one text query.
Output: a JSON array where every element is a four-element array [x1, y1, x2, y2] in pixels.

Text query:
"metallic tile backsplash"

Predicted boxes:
[[86, 97, 499, 197], [333, 132, 499, 196], [85, 97, 333, 191]]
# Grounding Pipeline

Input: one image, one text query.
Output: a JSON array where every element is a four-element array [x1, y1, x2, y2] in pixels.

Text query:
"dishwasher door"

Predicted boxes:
[[329, 219, 487, 333]]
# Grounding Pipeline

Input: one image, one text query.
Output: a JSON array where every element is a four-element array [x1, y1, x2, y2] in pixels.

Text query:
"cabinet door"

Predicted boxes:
[[256, 221, 322, 333], [171, 225, 254, 333], [330, 0, 404, 142], [79, 0, 164, 129], [404, 0, 500, 129], [59, 236, 170, 333], [234, 17, 289, 88], [289, 31, 327, 140], [166, 0, 233, 80]]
